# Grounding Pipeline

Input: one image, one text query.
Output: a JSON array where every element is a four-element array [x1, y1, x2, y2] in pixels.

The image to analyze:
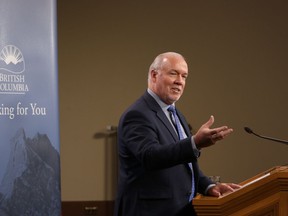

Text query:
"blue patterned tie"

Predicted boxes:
[[167, 105, 185, 140], [168, 105, 195, 201]]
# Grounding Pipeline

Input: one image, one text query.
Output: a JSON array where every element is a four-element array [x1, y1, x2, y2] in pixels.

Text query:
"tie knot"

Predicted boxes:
[[167, 105, 176, 114]]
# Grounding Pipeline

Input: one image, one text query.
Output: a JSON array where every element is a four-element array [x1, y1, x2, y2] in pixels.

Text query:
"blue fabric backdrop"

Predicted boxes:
[[0, 0, 61, 215]]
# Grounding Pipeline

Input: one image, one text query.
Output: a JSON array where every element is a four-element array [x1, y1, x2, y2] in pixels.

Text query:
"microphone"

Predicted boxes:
[[244, 127, 288, 145]]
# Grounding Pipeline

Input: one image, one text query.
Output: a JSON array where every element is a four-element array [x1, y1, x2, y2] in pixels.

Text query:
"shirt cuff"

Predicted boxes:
[[191, 136, 201, 158], [205, 184, 216, 195]]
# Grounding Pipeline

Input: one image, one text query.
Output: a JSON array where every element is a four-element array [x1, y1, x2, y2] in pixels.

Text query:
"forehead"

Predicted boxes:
[[163, 56, 188, 73]]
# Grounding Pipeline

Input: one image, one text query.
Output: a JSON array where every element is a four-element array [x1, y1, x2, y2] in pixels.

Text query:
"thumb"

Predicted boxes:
[[203, 115, 214, 128]]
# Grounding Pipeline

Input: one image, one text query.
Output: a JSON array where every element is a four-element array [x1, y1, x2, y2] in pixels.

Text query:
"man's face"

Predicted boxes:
[[151, 57, 188, 105]]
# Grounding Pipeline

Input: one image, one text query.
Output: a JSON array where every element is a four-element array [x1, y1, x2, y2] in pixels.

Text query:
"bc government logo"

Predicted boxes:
[[0, 45, 29, 95]]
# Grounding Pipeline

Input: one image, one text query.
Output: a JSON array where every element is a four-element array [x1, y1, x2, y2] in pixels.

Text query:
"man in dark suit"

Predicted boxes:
[[114, 52, 240, 216]]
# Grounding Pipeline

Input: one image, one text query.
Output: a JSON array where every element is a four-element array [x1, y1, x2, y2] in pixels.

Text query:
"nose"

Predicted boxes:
[[175, 74, 185, 85]]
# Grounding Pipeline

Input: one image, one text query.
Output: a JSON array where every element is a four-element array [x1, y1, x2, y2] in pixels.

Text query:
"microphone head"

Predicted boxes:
[[244, 127, 253, 134]]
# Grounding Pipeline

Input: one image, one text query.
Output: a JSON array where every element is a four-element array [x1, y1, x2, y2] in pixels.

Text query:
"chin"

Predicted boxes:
[[168, 98, 179, 104]]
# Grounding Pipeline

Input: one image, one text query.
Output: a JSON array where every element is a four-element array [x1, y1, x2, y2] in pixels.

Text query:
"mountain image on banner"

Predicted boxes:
[[0, 128, 61, 216]]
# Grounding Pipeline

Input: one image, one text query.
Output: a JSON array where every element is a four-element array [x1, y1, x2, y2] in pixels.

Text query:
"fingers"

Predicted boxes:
[[212, 126, 233, 134], [207, 186, 221, 197], [212, 126, 229, 134], [221, 183, 242, 192], [211, 183, 236, 197], [225, 184, 236, 193], [211, 127, 233, 140], [229, 183, 242, 189], [209, 188, 221, 197]]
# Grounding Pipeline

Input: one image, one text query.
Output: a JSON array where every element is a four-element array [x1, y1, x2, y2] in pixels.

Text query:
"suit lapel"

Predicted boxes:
[[177, 110, 192, 137], [143, 92, 179, 141], [156, 110, 179, 141]]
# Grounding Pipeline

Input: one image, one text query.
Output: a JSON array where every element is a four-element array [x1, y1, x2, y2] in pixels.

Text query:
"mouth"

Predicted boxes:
[[171, 87, 181, 93]]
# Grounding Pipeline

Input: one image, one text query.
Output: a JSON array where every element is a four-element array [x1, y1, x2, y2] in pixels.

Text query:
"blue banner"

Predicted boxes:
[[0, 0, 61, 215]]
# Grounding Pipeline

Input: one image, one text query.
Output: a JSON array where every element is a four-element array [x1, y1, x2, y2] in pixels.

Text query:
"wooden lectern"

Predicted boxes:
[[193, 166, 288, 216]]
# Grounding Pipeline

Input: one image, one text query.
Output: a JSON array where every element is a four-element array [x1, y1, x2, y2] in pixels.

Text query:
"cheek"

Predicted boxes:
[[162, 77, 174, 87]]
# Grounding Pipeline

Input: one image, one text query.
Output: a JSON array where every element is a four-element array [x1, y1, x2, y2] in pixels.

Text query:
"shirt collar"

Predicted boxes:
[[147, 88, 175, 110]]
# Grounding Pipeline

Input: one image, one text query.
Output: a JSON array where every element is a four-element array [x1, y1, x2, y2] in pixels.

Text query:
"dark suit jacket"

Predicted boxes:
[[114, 91, 213, 216]]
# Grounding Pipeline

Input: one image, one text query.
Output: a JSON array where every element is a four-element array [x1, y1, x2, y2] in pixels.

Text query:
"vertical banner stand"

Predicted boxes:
[[0, 0, 61, 215]]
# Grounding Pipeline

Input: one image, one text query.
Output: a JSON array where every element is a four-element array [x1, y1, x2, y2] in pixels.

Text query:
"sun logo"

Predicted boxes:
[[0, 45, 25, 74]]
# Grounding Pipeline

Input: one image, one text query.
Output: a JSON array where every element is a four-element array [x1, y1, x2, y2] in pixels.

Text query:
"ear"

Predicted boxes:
[[150, 69, 158, 79]]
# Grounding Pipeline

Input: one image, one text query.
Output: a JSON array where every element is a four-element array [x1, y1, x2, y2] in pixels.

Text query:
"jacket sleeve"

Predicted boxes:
[[119, 109, 198, 171]]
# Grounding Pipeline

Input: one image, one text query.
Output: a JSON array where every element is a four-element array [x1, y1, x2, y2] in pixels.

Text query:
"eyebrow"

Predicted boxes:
[[171, 69, 188, 76]]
